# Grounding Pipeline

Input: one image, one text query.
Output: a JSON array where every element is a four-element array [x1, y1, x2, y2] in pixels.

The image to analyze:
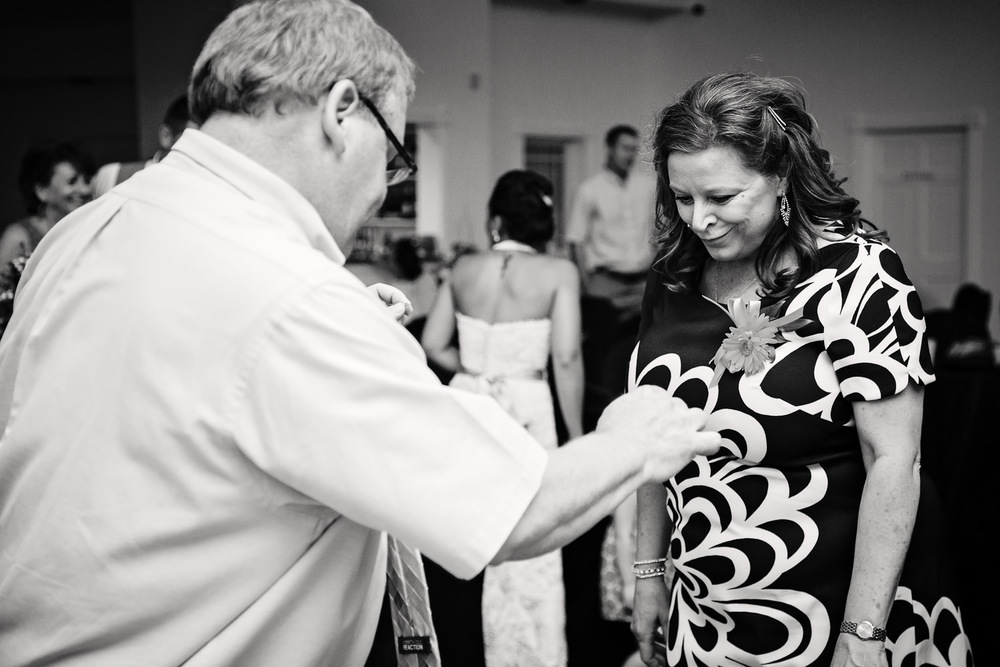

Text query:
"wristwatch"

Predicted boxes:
[[839, 620, 886, 641]]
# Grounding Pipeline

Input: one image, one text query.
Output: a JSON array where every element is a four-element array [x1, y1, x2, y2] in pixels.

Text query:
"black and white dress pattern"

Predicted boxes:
[[630, 224, 973, 666]]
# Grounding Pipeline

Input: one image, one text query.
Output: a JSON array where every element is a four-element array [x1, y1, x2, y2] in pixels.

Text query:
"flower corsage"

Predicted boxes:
[[709, 298, 810, 387]]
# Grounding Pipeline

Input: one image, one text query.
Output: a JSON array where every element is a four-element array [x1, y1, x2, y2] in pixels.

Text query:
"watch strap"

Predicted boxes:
[[840, 620, 887, 641]]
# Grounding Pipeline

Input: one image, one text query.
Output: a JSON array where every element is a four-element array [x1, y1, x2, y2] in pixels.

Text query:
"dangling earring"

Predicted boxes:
[[490, 221, 502, 244], [780, 193, 791, 227]]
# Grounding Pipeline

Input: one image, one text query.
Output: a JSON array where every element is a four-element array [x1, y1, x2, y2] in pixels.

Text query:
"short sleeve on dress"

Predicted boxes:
[[819, 241, 935, 402]]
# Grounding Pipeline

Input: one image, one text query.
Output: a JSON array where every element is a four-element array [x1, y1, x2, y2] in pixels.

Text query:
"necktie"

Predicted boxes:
[[385, 535, 441, 667]]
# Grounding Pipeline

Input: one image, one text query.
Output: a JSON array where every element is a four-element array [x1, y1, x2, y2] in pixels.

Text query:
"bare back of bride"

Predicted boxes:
[[422, 170, 583, 667]]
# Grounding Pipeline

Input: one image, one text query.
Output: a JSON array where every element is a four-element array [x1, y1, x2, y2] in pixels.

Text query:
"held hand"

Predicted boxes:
[[597, 386, 721, 483], [631, 577, 670, 667], [368, 283, 413, 324], [622, 576, 636, 616], [830, 634, 888, 667]]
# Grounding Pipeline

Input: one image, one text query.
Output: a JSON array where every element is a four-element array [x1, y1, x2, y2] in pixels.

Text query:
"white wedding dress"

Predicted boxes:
[[450, 312, 567, 667]]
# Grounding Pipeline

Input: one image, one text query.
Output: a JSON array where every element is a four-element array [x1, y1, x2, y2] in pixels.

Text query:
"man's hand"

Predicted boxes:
[[597, 385, 721, 483], [368, 283, 413, 324]]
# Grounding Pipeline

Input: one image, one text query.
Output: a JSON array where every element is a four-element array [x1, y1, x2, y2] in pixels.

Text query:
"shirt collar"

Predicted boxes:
[[601, 165, 631, 186], [168, 129, 346, 266]]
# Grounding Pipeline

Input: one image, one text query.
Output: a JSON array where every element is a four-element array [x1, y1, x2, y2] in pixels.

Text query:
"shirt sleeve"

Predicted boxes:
[[228, 276, 548, 579], [565, 180, 592, 245], [91, 163, 120, 199], [819, 241, 935, 401]]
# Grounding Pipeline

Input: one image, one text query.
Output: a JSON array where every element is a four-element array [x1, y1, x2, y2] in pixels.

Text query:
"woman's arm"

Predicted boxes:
[[613, 491, 639, 610], [550, 260, 584, 439], [0, 225, 30, 267], [632, 482, 673, 667], [832, 383, 923, 667], [419, 275, 460, 372]]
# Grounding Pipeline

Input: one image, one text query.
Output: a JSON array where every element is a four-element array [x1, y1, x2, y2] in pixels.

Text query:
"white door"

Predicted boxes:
[[862, 129, 967, 310]]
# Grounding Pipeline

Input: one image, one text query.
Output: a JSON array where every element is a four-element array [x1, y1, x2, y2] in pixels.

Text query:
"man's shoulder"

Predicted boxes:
[[114, 165, 344, 287], [627, 169, 657, 191]]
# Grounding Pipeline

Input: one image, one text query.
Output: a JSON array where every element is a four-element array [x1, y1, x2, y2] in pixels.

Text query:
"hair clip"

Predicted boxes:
[[766, 106, 788, 132], [539, 193, 553, 207]]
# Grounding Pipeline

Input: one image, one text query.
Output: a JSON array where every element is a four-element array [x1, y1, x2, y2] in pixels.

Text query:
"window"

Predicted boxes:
[[377, 123, 417, 219], [349, 123, 417, 263], [524, 135, 581, 247]]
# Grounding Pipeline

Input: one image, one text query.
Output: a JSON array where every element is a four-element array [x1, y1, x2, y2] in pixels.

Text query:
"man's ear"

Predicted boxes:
[[157, 124, 176, 151], [321, 80, 361, 156]]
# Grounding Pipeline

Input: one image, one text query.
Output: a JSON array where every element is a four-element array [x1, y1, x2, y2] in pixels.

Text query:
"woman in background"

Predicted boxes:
[[0, 142, 93, 266], [422, 169, 583, 667]]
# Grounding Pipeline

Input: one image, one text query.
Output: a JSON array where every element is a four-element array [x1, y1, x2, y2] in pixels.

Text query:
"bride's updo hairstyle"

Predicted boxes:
[[651, 72, 884, 299], [488, 170, 555, 253]]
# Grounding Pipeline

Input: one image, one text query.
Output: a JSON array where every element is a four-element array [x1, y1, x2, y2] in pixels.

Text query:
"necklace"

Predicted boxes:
[[492, 239, 538, 276], [710, 260, 759, 303]]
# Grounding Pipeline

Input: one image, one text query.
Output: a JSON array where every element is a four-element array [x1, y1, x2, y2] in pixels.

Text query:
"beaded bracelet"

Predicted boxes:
[[633, 557, 667, 566], [634, 567, 668, 580]]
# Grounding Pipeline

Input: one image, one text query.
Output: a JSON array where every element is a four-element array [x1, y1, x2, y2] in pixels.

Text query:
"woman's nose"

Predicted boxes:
[[690, 202, 715, 232]]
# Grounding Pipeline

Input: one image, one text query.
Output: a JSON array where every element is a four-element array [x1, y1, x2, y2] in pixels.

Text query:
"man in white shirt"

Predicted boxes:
[[0, 2, 719, 665], [567, 125, 658, 314]]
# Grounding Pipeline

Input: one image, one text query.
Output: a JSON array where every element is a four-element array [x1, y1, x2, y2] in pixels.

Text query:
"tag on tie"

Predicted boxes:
[[398, 636, 431, 654]]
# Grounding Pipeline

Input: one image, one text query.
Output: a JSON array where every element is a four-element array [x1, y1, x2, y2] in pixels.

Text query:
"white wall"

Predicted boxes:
[[120, 0, 998, 335], [488, 0, 1000, 333], [357, 0, 493, 247], [132, 0, 233, 157]]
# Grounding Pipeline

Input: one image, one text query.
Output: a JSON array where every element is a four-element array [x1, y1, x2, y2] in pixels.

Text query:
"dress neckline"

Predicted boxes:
[[491, 239, 538, 255]]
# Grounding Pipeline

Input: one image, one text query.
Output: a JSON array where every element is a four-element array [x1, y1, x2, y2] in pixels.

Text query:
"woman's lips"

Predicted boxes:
[[700, 228, 732, 244]]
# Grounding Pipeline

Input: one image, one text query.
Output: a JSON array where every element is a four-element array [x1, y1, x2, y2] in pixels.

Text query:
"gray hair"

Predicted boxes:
[[188, 0, 416, 125]]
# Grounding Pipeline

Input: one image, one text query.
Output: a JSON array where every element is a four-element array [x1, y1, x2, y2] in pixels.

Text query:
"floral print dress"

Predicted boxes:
[[630, 224, 973, 666]]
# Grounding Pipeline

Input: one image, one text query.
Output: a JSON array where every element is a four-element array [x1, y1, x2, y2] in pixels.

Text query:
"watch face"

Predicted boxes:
[[857, 620, 874, 639]]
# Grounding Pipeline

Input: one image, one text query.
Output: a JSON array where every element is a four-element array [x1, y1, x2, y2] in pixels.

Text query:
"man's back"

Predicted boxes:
[[0, 141, 382, 665]]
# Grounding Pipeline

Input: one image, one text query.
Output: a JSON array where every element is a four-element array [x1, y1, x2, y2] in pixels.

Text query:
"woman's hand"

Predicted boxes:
[[622, 576, 636, 616], [631, 576, 670, 667], [368, 283, 412, 324], [830, 634, 888, 667]]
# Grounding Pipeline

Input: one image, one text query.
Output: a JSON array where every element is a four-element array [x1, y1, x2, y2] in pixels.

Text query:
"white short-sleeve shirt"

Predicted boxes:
[[0, 129, 547, 666]]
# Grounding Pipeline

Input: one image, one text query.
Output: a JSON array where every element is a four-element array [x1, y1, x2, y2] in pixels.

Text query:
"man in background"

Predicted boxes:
[[91, 94, 194, 197], [567, 124, 657, 315], [0, 1, 717, 666]]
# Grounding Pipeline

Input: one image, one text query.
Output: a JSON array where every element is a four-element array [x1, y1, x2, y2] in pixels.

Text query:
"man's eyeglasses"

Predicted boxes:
[[358, 94, 417, 187]]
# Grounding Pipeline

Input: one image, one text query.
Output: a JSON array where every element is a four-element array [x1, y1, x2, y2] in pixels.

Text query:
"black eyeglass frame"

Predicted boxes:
[[358, 94, 417, 186]]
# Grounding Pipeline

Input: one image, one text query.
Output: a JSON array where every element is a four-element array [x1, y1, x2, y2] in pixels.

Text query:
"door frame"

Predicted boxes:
[[850, 109, 986, 286]]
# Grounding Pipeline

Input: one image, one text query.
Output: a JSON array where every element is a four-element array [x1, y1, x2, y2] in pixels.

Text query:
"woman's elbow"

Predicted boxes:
[[552, 347, 582, 368]]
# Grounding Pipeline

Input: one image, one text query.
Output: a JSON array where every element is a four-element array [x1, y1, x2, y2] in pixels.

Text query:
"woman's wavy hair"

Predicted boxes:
[[488, 170, 555, 253], [651, 72, 884, 298], [189, 0, 416, 125]]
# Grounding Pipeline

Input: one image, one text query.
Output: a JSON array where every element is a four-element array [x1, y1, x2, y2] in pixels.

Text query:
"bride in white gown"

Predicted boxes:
[[422, 170, 584, 667]]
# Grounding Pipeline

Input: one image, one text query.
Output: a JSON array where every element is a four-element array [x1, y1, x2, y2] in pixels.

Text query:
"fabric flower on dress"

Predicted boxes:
[[710, 298, 809, 387]]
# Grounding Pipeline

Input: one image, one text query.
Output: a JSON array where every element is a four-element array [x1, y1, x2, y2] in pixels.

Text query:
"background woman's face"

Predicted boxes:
[[37, 161, 91, 219], [666, 145, 785, 264]]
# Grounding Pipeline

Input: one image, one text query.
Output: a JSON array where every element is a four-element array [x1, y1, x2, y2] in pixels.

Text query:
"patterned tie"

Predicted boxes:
[[384, 535, 441, 667]]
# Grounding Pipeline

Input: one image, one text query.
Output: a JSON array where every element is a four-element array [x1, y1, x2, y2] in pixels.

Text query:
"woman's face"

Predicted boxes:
[[666, 145, 786, 264], [36, 161, 91, 220]]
